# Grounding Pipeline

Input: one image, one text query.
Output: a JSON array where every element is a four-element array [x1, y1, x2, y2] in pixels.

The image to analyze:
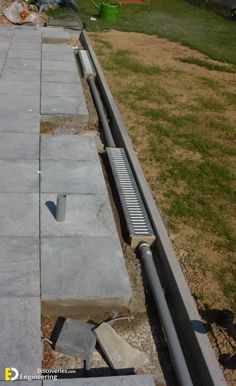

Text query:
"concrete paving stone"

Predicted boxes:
[[2, 383, 42, 385], [0, 193, 39, 237], [42, 81, 83, 98], [0, 80, 40, 96], [0, 112, 40, 133], [42, 59, 78, 72], [41, 95, 88, 116], [42, 49, 75, 62], [0, 237, 39, 297], [41, 160, 107, 194], [1, 68, 41, 82], [42, 43, 73, 52], [10, 42, 41, 51], [0, 133, 39, 159], [7, 49, 41, 59], [0, 160, 39, 193], [41, 27, 70, 40], [43, 375, 156, 386], [5, 58, 41, 71], [42, 70, 80, 83], [41, 193, 117, 238], [41, 237, 132, 304], [41, 135, 99, 161], [0, 297, 41, 380], [0, 94, 39, 113], [94, 323, 148, 370]]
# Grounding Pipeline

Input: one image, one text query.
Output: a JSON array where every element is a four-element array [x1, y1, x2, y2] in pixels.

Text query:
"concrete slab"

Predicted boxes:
[[0, 297, 41, 380], [2, 382, 42, 386], [41, 135, 99, 161], [10, 42, 40, 51], [0, 112, 40, 133], [41, 194, 117, 238], [42, 70, 80, 83], [41, 160, 107, 195], [42, 49, 75, 62], [0, 95, 39, 113], [41, 95, 88, 116], [0, 133, 39, 159], [42, 81, 84, 98], [0, 80, 40, 96], [0, 160, 39, 193], [42, 43, 73, 52], [41, 237, 132, 309], [43, 375, 156, 386], [0, 193, 39, 237], [5, 58, 41, 71], [7, 49, 41, 60], [42, 59, 78, 72], [0, 237, 39, 297], [1, 68, 40, 82], [94, 323, 148, 369], [41, 27, 70, 41]]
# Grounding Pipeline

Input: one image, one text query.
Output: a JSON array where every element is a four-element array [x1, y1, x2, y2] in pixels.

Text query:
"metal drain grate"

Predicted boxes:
[[107, 148, 155, 247], [78, 50, 96, 79]]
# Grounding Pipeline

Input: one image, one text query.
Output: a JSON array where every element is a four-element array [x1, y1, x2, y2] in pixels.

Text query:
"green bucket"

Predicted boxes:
[[100, 2, 120, 21]]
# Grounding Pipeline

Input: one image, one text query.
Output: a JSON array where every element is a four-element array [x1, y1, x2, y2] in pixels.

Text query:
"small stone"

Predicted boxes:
[[94, 323, 148, 369]]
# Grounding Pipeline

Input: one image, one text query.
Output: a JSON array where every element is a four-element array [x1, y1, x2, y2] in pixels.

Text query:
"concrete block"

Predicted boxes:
[[42, 49, 75, 62], [0, 95, 39, 113], [0, 80, 40, 96], [0, 160, 39, 193], [41, 160, 107, 195], [5, 58, 41, 71], [0, 297, 41, 380], [0, 112, 40, 133], [94, 323, 148, 369], [41, 194, 117, 238], [42, 70, 80, 83], [1, 68, 40, 82], [10, 42, 40, 51], [41, 27, 70, 41], [43, 375, 156, 386], [42, 43, 73, 52], [0, 133, 39, 159], [41, 237, 132, 309], [41, 135, 99, 161], [42, 81, 83, 98], [0, 193, 39, 237], [7, 49, 41, 60], [41, 95, 88, 116], [42, 59, 78, 72], [0, 237, 39, 297]]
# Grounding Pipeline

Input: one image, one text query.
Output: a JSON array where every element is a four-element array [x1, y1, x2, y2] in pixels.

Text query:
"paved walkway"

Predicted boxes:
[[0, 25, 131, 379]]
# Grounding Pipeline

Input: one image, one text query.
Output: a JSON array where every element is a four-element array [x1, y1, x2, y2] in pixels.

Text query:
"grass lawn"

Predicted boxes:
[[74, 0, 236, 64]]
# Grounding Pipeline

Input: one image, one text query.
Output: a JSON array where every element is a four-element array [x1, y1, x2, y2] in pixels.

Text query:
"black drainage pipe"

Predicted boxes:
[[87, 76, 115, 148], [139, 242, 193, 386]]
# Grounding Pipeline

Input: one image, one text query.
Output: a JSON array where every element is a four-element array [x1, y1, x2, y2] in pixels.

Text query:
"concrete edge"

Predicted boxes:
[[80, 30, 226, 386]]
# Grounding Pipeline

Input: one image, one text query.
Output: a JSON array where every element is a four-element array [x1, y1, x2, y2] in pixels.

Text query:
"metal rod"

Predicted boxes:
[[87, 76, 115, 148], [56, 194, 67, 222], [139, 242, 193, 386]]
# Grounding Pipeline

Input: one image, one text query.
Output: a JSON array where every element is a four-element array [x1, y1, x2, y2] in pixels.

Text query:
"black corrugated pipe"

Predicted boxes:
[[139, 242, 193, 386], [87, 76, 115, 148]]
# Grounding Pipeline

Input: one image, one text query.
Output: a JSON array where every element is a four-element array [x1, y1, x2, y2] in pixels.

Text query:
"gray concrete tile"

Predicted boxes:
[[41, 95, 88, 116], [41, 193, 117, 238], [10, 42, 40, 51], [0, 193, 39, 237], [7, 49, 41, 60], [0, 160, 39, 193], [41, 135, 99, 161], [1, 68, 40, 82], [0, 80, 40, 96], [2, 382, 42, 386], [41, 81, 83, 98], [43, 375, 156, 386], [41, 160, 107, 194], [42, 43, 72, 52], [42, 59, 78, 72], [0, 112, 40, 133], [42, 49, 75, 62], [41, 27, 70, 40], [42, 70, 80, 83], [0, 297, 41, 380], [41, 236, 132, 304], [0, 133, 39, 159], [0, 237, 39, 297], [5, 58, 41, 71], [0, 95, 39, 113]]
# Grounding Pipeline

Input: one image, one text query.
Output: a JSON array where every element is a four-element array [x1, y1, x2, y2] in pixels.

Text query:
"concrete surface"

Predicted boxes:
[[0, 297, 41, 380], [8, 49, 41, 60], [41, 236, 132, 304], [5, 58, 41, 71], [0, 80, 40, 96], [0, 112, 40, 133], [42, 70, 80, 83], [0, 160, 39, 192], [41, 135, 99, 161], [42, 82, 84, 98], [0, 238, 39, 297], [0, 95, 40, 113], [0, 133, 39, 159], [94, 323, 148, 370], [41, 95, 88, 116], [43, 375, 156, 386], [41, 160, 107, 194]]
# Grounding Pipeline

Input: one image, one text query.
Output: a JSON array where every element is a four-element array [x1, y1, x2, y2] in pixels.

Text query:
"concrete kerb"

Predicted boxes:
[[80, 31, 226, 386]]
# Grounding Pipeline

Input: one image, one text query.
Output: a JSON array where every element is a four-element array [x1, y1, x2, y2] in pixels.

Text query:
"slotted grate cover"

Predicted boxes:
[[78, 50, 96, 79], [107, 148, 155, 246]]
